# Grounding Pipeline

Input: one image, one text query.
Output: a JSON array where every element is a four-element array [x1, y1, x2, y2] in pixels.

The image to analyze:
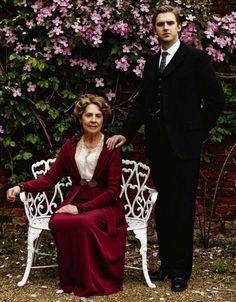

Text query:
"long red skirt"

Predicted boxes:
[[49, 207, 127, 297]]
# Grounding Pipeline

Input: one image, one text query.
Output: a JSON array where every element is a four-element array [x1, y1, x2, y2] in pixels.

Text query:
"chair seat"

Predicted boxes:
[[30, 216, 147, 231], [29, 216, 50, 230], [126, 218, 147, 231]]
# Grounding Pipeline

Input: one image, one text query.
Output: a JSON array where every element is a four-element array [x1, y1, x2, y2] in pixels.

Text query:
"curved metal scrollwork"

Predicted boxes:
[[120, 159, 157, 223]]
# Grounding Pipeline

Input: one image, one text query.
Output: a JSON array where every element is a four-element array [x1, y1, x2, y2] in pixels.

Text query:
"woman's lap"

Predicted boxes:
[[49, 206, 110, 231]]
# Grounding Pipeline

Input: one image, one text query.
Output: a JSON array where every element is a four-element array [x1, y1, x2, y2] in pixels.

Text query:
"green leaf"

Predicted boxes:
[[26, 133, 39, 144], [37, 80, 49, 88], [3, 137, 16, 147], [200, 154, 212, 163], [35, 100, 49, 111], [9, 54, 23, 62], [22, 152, 33, 160], [49, 77, 60, 91], [21, 73, 30, 81], [57, 58, 66, 66], [13, 154, 22, 161], [38, 61, 45, 71], [48, 108, 60, 119], [121, 144, 134, 152], [138, 124, 144, 134], [62, 89, 76, 99], [7, 72, 17, 80], [9, 54, 17, 61], [58, 124, 66, 132], [21, 109, 29, 116], [29, 58, 37, 68]]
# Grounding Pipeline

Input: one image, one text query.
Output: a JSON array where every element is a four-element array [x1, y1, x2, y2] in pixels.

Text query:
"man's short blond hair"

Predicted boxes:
[[152, 5, 181, 27]]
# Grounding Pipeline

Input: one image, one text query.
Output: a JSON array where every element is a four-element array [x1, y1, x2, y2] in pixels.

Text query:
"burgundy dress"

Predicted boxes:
[[21, 136, 127, 297]]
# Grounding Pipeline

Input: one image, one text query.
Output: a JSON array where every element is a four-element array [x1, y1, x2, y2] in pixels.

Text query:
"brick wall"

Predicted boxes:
[[197, 136, 236, 220]]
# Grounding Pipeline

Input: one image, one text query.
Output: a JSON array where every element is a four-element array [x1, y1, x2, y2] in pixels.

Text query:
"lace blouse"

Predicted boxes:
[[75, 134, 104, 180]]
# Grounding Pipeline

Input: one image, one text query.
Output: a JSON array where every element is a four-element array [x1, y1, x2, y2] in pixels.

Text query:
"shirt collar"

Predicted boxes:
[[161, 39, 180, 56]]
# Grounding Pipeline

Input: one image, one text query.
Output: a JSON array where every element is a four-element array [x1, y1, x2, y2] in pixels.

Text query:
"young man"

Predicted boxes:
[[107, 5, 224, 291]]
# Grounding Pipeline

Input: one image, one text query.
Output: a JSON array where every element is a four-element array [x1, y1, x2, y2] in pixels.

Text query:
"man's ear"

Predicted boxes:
[[177, 24, 182, 32]]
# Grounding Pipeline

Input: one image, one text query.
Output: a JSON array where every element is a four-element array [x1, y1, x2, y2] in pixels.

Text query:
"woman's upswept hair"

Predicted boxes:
[[74, 93, 111, 121]]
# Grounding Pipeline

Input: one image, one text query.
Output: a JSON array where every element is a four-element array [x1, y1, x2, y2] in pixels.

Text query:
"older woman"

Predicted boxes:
[[7, 94, 127, 297]]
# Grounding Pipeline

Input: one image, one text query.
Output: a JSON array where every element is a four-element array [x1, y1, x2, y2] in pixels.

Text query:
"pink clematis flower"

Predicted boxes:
[[0, 125, 4, 134], [12, 87, 22, 97], [27, 82, 36, 92], [106, 90, 116, 101], [95, 77, 104, 87]]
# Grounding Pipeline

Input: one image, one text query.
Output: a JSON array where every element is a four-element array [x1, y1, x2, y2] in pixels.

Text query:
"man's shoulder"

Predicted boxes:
[[146, 53, 159, 64], [181, 42, 208, 58], [143, 53, 159, 73]]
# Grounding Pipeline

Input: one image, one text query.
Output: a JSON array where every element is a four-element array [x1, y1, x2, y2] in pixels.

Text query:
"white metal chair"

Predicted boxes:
[[18, 158, 158, 288]]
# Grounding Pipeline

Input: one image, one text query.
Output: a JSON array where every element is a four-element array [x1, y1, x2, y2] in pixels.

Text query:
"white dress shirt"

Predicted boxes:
[[159, 39, 180, 68]]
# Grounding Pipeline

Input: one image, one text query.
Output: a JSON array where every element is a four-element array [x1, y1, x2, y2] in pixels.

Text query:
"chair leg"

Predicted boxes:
[[32, 232, 43, 265], [17, 227, 42, 287], [133, 228, 156, 288]]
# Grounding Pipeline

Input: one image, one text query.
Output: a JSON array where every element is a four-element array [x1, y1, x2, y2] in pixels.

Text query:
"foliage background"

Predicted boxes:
[[0, 0, 235, 183]]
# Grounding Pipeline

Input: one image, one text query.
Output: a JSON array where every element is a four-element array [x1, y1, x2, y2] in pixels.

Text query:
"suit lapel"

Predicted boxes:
[[163, 42, 187, 77], [153, 51, 161, 77], [148, 51, 161, 98]]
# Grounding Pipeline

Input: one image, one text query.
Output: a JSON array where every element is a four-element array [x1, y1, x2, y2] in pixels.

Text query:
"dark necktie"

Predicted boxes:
[[159, 52, 168, 73]]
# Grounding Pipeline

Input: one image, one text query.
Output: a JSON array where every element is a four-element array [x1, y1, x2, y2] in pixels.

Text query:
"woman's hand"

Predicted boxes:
[[55, 204, 79, 215], [106, 135, 127, 150], [7, 186, 21, 202]]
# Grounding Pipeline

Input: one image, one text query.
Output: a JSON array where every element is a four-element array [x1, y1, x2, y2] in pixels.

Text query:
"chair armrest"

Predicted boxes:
[[19, 192, 27, 203], [144, 185, 158, 205], [19, 191, 55, 222]]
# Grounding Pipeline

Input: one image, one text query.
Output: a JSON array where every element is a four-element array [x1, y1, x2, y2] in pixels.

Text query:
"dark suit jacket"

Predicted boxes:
[[121, 42, 225, 160], [21, 136, 126, 233]]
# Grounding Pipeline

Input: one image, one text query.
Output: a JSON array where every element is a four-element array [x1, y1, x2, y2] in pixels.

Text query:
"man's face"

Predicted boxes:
[[153, 12, 181, 48]]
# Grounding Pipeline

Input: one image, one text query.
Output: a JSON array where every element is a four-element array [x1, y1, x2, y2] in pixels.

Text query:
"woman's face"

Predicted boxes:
[[80, 103, 104, 135]]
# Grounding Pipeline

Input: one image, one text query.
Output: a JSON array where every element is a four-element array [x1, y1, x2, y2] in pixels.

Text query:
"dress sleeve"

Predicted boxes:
[[82, 148, 122, 211]]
